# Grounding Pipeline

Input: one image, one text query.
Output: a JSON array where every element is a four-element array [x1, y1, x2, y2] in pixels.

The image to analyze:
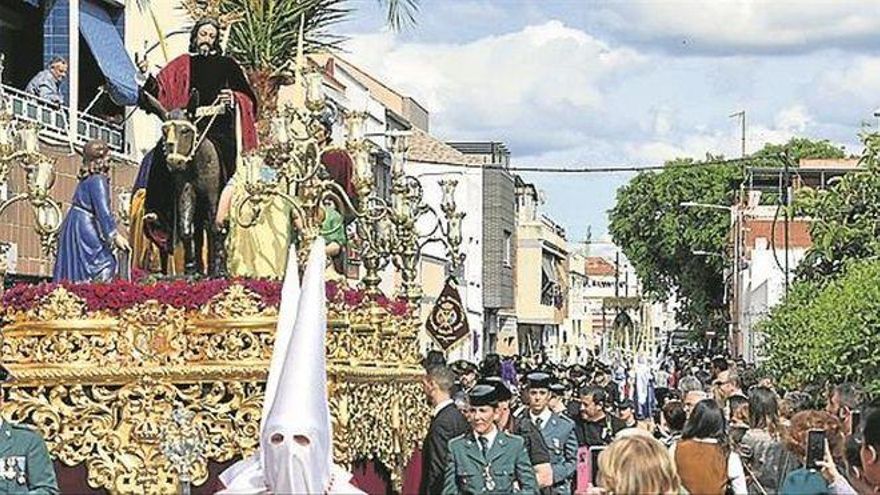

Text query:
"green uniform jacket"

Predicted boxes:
[[0, 421, 58, 494], [442, 430, 538, 494], [535, 413, 578, 495]]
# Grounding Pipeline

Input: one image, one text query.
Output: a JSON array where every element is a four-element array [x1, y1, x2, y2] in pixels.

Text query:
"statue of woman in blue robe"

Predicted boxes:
[[53, 140, 130, 283]]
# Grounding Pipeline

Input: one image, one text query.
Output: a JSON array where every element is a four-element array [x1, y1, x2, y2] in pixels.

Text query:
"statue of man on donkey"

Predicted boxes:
[[135, 16, 258, 277]]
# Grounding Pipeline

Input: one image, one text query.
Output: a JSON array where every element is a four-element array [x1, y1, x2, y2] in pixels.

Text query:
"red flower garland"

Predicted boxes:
[[1, 279, 409, 318]]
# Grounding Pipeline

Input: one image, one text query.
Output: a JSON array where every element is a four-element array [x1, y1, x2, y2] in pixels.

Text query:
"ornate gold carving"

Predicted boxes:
[[118, 301, 186, 365], [0, 290, 428, 493], [199, 284, 265, 320], [2, 377, 265, 493], [27, 287, 86, 321]]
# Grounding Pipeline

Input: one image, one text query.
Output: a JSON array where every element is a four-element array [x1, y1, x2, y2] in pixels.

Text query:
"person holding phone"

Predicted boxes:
[[827, 383, 865, 437], [777, 410, 849, 494]]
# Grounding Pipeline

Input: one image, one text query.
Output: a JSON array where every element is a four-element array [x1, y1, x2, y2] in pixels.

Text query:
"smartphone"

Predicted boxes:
[[590, 446, 606, 485], [806, 429, 826, 471], [851, 410, 862, 436]]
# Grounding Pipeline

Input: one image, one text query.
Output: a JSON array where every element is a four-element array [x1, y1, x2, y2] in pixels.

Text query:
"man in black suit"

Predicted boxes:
[[420, 364, 470, 494]]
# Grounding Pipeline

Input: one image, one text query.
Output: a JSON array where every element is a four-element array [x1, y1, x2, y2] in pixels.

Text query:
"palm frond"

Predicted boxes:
[[377, 0, 420, 31], [221, 0, 351, 73]]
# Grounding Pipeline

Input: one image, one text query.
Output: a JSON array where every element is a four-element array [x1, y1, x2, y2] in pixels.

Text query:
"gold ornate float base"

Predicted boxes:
[[1, 286, 429, 494]]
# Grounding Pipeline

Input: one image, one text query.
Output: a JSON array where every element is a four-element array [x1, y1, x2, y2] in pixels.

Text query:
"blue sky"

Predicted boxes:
[[338, 0, 880, 243]]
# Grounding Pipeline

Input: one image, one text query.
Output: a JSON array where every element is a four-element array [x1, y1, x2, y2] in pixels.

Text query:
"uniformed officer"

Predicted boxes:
[[443, 384, 537, 494], [0, 365, 59, 494], [548, 380, 568, 415], [480, 377, 552, 489], [525, 372, 578, 495]]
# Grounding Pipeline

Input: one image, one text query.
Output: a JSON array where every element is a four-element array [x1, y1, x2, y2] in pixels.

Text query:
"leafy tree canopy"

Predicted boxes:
[[609, 155, 739, 337], [609, 137, 847, 340], [795, 133, 880, 282], [759, 258, 880, 395]]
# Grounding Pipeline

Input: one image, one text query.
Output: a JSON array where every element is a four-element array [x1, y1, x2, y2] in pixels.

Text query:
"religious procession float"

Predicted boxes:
[[0, 1, 470, 492]]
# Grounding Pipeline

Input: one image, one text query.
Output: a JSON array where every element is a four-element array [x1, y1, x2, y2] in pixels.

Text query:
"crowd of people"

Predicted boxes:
[[420, 349, 880, 494]]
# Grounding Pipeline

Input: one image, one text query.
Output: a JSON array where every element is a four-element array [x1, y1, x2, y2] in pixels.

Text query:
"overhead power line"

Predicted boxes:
[[427, 156, 756, 174]]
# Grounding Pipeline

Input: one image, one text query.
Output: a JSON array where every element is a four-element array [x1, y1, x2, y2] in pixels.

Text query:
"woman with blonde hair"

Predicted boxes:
[[597, 430, 682, 495]]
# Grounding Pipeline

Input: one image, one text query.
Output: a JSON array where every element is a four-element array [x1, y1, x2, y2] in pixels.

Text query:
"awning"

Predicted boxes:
[[79, 0, 138, 106], [541, 256, 559, 284]]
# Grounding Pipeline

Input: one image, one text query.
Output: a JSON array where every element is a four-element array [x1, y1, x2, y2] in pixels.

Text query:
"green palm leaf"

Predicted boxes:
[[378, 0, 420, 31], [221, 0, 350, 74]]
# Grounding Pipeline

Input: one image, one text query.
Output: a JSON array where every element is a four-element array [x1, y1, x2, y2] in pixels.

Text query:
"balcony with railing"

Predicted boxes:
[[1, 83, 124, 154]]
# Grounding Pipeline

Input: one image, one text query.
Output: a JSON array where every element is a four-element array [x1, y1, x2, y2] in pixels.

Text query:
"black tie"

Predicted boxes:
[[479, 436, 489, 455], [535, 417, 544, 429]]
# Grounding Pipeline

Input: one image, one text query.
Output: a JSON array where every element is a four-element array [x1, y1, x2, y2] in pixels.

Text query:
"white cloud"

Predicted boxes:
[[596, 0, 880, 54], [340, 12, 863, 239], [817, 56, 880, 107], [344, 21, 645, 153], [625, 105, 815, 163]]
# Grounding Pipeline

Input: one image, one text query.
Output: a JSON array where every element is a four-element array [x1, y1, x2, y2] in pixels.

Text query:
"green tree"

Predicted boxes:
[[750, 137, 847, 165], [795, 133, 880, 281], [609, 138, 847, 343], [760, 258, 880, 395], [609, 156, 740, 340]]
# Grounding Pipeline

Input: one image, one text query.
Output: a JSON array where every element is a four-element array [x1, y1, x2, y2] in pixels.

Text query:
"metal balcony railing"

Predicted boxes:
[[1, 83, 124, 153]]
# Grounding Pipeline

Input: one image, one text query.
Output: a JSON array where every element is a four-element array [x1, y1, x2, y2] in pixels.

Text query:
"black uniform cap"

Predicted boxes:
[[468, 384, 499, 407], [478, 377, 512, 402], [525, 371, 552, 389], [549, 380, 567, 395]]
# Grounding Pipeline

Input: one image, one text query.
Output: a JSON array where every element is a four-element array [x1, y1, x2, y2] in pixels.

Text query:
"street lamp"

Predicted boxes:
[[681, 200, 742, 357], [680, 201, 732, 211]]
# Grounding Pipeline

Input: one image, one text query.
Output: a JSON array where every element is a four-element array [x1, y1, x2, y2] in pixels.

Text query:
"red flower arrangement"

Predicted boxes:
[[1, 278, 410, 318]]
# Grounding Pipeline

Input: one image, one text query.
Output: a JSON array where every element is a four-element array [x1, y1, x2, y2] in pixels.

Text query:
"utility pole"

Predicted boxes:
[[730, 110, 746, 158], [615, 251, 620, 298], [782, 153, 792, 296]]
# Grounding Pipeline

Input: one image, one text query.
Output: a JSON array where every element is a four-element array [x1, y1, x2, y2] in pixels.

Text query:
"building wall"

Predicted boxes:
[[1, 142, 137, 279], [482, 167, 515, 309], [563, 251, 589, 362], [408, 159, 484, 359], [737, 238, 808, 362]]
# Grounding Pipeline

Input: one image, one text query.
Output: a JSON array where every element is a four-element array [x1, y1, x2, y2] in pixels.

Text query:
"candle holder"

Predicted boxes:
[[0, 84, 63, 258], [161, 408, 206, 495], [233, 69, 466, 305]]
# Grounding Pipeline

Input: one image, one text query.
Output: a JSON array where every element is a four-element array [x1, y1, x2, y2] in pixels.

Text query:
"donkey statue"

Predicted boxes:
[[141, 89, 227, 277]]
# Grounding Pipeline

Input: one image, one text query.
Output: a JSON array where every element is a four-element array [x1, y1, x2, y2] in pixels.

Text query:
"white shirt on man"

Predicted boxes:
[[529, 408, 552, 429]]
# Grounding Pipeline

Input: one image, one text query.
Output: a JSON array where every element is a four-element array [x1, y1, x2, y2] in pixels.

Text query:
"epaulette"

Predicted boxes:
[[554, 413, 575, 425], [8, 422, 37, 431]]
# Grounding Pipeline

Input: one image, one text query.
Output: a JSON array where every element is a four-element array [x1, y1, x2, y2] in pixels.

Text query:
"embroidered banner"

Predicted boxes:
[[425, 277, 469, 350]]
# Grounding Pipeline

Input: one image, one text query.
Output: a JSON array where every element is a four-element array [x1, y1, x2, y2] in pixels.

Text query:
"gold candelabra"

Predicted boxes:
[[234, 70, 465, 304], [0, 92, 63, 262]]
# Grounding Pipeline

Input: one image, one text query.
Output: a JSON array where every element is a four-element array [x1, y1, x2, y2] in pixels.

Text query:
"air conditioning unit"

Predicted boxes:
[[747, 191, 762, 209], [2, 242, 17, 274]]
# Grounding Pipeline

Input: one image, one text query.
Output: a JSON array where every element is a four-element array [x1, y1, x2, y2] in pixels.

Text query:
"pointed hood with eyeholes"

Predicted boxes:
[[260, 244, 300, 437], [261, 238, 331, 494]]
